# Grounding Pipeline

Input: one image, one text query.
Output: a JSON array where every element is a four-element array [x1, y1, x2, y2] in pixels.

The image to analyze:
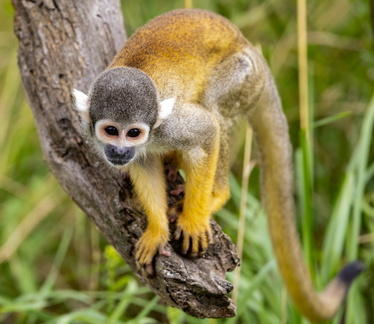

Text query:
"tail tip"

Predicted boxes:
[[337, 261, 365, 286]]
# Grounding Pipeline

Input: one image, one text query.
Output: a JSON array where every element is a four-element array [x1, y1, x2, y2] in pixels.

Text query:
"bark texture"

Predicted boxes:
[[12, 0, 239, 318]]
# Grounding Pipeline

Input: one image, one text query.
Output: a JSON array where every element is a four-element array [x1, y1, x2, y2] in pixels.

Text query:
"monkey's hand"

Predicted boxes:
[[174, 215, 212, 258], [136, 229, 170, 276]]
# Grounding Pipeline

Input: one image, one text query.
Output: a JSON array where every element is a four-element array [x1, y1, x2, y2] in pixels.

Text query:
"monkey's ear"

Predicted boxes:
[[154, 98, 175, 128], [72, 89, 90, 123]]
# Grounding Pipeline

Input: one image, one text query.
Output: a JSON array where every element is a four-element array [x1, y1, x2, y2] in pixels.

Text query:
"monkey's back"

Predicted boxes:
[[109, 9, 249, 102]]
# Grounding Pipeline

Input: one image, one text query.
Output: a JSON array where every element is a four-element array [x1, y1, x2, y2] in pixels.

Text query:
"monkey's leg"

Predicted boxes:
[[211, 126, 231, 213], [175, 125, 220, 257], [130, 157, 170, 275], [211, 170, 230, 214], [200, 48, 264, 214]]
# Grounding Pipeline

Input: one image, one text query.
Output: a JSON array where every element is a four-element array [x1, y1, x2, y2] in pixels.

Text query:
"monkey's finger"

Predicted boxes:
[[206, 229, 212, 244], [196, 232, 210, 257], [158, 245, 171, 257], [135, 245, 145, 262], [174, 227, 182, 240], [137, 261, 155, 278], [189, 235, 200, 258], [170, 184, 184, 196], [136, 243, 154, 265], [168, 212, 178, 223], [181, 234, 191, 255], [136, 249, 156, 277]]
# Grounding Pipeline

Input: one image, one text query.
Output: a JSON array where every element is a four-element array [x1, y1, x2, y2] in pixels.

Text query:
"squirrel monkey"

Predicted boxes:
[[73, 9, 363, 322]]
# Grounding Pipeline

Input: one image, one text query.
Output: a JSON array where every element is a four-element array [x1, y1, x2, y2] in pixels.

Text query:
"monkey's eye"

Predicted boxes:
[[127, 128, 141, 138], [104, 126, 119, 136]]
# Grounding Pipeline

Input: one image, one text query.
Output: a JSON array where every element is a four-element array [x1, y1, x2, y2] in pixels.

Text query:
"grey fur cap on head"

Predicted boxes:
[[88, 67, 159, 127]]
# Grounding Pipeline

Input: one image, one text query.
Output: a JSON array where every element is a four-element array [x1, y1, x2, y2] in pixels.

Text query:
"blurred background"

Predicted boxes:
[[0, 0, 373, 323]]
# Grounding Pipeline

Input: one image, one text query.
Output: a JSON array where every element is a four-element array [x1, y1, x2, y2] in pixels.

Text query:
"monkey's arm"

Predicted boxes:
[[161, 104, 222, 257], [129, 157, 171, 273], [175, 142, 219, 256], [249, 59, 364, 322]]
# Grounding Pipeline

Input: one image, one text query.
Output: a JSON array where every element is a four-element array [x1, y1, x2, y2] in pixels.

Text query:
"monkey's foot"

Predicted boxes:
[[174, 218, 212, 258], [165, 164, 179, 182], [167, 200, 184, 222], [136, 231, 170, 276], [170, 184, 184, 196]]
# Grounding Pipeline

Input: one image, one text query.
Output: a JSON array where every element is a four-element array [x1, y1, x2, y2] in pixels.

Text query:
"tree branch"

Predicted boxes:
[[12, 0, 239, 318]]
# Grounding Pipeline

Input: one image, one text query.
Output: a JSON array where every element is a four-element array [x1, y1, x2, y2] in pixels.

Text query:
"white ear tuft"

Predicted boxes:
[[159, 98, 175, 119], [72, 89, 89, 113], [72, 89, 90, 123], [154, 98, 175, 128]]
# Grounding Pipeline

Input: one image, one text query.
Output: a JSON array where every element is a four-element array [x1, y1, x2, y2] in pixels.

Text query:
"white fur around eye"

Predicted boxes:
[[95, 120, 121, 144], [124, 124, 150, 146]]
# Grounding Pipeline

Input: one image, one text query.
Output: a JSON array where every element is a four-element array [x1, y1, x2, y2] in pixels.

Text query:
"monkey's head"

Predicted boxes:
[[73, 67, 174, 167]]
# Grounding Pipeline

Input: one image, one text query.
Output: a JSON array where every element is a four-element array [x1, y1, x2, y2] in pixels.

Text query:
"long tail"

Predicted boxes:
[[248, 58, 364, 322]]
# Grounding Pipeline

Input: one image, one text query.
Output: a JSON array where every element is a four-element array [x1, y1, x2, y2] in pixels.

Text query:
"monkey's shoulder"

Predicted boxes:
[[149, 101, 220, 154]]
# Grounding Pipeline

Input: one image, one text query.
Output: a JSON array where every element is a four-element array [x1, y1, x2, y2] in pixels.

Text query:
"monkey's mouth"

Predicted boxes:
[[106, 156, 133, 166]]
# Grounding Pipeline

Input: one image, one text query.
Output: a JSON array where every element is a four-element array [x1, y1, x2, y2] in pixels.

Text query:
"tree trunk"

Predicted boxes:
[[12, 0, 239, 318]]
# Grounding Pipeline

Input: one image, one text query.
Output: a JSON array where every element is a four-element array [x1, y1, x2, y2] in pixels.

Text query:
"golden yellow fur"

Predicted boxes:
[[109, 10, 248, 103]]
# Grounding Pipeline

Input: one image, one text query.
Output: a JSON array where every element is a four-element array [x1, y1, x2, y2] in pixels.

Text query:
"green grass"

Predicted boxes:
[[1, 0, 373, 323]]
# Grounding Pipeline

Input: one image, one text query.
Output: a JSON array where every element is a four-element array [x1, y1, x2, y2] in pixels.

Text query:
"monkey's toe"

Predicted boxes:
[[170, 184, 184, 196]]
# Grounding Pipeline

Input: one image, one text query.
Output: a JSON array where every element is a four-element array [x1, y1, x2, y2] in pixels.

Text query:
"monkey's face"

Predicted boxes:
[[94, 119, 150, 166], [73, 67, 175, 168]]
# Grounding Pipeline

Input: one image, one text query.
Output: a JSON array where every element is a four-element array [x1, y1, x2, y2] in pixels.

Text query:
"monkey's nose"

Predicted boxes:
[[104, 145, 135, 166]]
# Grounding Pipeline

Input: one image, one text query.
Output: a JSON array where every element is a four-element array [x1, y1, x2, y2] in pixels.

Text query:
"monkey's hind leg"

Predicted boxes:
[[130, 157, 171, 275], [211, 172, 230, 214], [211, 124, 231, 214]]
